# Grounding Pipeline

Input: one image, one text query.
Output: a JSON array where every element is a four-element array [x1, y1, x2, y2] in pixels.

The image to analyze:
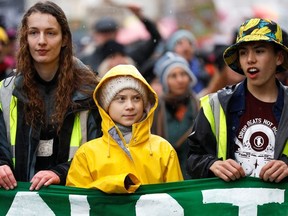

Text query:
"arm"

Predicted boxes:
[[30, 160, 70, 190], [165, 148, 184, 182], [186, 109, 245, 180], [0, 110, 17, 190], [30, 107, 102, 191], [186, 109, 219, 179], [125, 4, 162, 67], [66, 147, 141, 194]]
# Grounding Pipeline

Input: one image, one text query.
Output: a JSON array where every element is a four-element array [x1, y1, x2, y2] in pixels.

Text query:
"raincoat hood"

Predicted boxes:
[[93, 64, 158, 147]]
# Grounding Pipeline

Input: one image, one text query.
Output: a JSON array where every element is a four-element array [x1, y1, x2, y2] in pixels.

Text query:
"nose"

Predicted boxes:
[[247, 51, 256, 64], [125, 99, 134, 110], [38, 32, 47, 45]]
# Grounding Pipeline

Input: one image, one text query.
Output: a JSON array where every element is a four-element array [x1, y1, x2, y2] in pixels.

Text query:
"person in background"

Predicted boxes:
[[80, 16, 119, 73], [152, 51, 199, 179], [80, 3, 161, 75], [187, 18, 288, 183], [166, 29, 210, 95], [66, 64, 183, 193], [4, 28, 18, 69], [0, 1, 102, 191], [0, 27, 13, 81], [97, 40, 135, 78], [198, 44, 245, 97]]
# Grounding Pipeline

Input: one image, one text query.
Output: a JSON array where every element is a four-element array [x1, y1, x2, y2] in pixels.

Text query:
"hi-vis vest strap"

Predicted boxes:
[[0, 76, 17, 150], [200, 93, 227, 160], [0, 76, 89, 164], [69, 110, 89, 159]]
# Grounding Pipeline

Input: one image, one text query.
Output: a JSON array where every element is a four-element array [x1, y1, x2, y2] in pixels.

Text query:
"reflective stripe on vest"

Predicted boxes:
[[69, 110, 89, 160], [0, 77, 17, 166], [200, 93, 227, 160], [0, 77, 89, 164], [283, 141, 288, 157]]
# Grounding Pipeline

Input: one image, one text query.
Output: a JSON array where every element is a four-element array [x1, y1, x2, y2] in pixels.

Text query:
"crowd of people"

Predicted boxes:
[[0, 0, 287, 194]]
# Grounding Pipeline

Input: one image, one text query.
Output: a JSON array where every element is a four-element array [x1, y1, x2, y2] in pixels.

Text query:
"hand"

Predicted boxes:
[[0, 165, 17, 190], [126, 3, 143, 18], [210, 159, 246, 182], [259, 160, 288, 183], [30, 170, 60, 191]]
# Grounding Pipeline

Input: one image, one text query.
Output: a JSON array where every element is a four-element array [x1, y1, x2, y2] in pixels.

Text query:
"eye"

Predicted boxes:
[[113, 95, 126, 102], [238, 49, 246, 56], [133, 95, 142, 102], [168, 73, 177, 79], [46, 31, 57, 37], [28, 30, 38, 36], [255, 48, 265, 54]]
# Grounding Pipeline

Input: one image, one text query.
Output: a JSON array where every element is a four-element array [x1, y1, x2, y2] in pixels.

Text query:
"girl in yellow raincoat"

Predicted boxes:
[[66, 64, 183, 193]]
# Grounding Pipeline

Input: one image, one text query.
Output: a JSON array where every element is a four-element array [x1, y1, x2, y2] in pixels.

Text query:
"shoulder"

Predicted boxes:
[[0, 76, 16, 88], [76, 138, 101, 155], [0, 76, 16, 100], [149, 134, 175, 150]]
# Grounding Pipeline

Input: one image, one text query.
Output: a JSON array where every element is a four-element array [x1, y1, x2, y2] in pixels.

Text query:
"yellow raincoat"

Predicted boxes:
[[66, 65, 183, 193]]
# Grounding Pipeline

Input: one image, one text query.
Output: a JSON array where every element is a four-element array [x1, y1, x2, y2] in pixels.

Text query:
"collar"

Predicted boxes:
[[228, 79, 284, 115]]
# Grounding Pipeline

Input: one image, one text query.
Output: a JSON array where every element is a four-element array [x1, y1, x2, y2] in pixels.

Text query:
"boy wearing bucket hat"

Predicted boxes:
[[66, 64, 183, 193], [186, 18, 288, 183]]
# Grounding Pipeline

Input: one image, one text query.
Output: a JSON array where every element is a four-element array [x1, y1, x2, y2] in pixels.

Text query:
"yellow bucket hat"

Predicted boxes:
[[0, 27, 8, 44], [223, 18, 288, 74]]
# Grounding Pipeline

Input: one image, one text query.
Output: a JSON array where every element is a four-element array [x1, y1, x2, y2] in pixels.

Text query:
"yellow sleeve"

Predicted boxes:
[[66, 147, 141, 194], [87, 173, 141, 194], [165, 148, 184, 182], [66, 148, 94, 188]]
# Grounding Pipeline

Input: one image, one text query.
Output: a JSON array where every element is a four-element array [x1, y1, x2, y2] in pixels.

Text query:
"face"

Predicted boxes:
[[167, 67, 191, 96], [106, 53, 131, 70], [94, 31, 116, 45], [27, 12, 64, 70], [238, 41, 283, 89], [174, 38, 194, 61], [108, 89, 144, 127]]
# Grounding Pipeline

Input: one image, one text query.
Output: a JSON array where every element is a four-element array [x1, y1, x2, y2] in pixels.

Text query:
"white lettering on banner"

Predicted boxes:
[[135, 193, 184, 216], [202, 188, 284, 216], [6, 192, 55, 216], [69, 195, 90, 215]]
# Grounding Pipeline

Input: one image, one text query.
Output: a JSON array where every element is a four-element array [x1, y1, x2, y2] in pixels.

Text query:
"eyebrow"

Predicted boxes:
[[28, 26, 58, 31]]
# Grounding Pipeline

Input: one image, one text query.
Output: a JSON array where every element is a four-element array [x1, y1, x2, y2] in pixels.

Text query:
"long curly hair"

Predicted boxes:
[[16, 1, 99, 132]]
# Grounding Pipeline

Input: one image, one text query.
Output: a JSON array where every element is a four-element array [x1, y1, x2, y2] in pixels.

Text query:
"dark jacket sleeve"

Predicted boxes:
[[51, 108, 102, 185], [87, 108, 102, 140], [50, 162, 71, 185], [186, 109, 219, 179], [0, 111, 13, 168], [126, 17, 162, 67]]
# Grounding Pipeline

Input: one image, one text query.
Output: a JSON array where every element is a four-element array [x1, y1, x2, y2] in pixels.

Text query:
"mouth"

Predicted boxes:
[[37, 49, 48, 55], [123, 113, 137, 119], [247, 67, 259, 74]]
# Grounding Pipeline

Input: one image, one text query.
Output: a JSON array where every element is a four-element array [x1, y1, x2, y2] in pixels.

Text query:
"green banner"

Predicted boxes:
[[1, 177, 288, 215]]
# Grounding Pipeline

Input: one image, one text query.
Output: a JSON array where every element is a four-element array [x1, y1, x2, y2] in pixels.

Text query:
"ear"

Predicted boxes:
[[276, 50, 285, 66]]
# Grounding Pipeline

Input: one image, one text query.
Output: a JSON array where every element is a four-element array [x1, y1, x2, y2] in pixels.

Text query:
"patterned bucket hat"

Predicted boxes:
[[223, 18, 288, 74]]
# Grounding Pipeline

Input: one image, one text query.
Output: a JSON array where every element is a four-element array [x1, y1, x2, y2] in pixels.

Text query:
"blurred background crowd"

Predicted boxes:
[[1, 0, 288, 81], [1, 0, 288, 179]]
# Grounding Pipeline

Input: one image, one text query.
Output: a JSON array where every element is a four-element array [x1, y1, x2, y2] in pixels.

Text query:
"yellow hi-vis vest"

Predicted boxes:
[[200, 93, 227, 160], [200, 92, 288, 160], [0, 76, 88, 166]]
